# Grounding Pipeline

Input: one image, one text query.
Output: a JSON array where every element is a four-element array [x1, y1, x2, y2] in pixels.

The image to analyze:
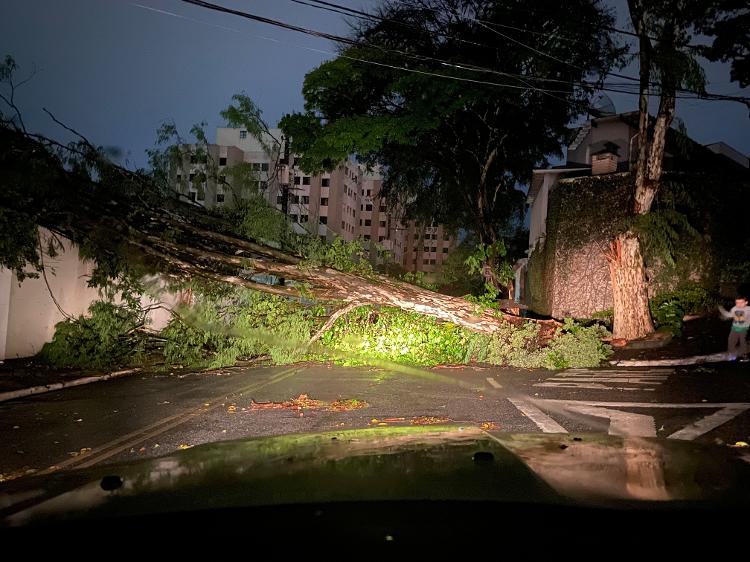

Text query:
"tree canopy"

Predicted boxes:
[[281, 0, 627, 252]]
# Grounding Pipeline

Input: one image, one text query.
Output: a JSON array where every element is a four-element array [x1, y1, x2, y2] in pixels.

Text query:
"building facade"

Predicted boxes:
[[174, 127, 456, 273]]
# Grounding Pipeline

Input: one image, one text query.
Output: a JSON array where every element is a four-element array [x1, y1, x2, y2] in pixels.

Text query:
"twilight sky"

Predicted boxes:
[[2, 0, 748, 169]]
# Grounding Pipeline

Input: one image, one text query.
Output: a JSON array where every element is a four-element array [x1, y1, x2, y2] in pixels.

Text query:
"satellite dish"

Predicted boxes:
[[591, 92, 616, 116]]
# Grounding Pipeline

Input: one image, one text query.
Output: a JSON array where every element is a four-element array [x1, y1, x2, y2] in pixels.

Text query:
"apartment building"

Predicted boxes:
[[174, 128, 455, 272]]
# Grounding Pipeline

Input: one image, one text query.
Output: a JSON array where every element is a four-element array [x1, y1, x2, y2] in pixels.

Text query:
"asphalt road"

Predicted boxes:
[[2, 361, 750, 481]]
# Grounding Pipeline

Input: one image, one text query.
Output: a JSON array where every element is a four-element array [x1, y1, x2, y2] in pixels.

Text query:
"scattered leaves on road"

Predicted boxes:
[[249, 394, 369, 413], [68, 447, 92, 457], [178, 444, 192, 449], [410, 416, 452, 425], [480, 422, 499, 430], [327, 399, 368, 411], [729, 441, 749, 448]]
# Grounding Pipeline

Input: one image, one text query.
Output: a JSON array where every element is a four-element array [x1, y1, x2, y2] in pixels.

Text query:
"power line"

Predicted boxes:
[[176, 1, 749, 105]]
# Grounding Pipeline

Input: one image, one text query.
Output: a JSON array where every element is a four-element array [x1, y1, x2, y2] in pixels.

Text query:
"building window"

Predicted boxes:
[[302, 196, 310, 204], [301, 214, 309, 223], [432, 246, 437, 252], [342, 221, 346, 229], [367, 189, 371, 196], [430, 259, 436, 265], [320, 197, 329, 206], [424, 247, 429, 252], [360, 204, 364, 211], [261, 162, 269, 171], [423, 259, 429, 265], [320, 216, 327, 224], [259, 180, 267, 190], [188, 191, 196, 201], [189, 172, 196, 183], [379, 220, 386, 227], [380, 205, 386, 212], [239, 130, 247, 139], [415, 234, 420, 240], [291, 215, 298, 223], [443, 234, 450, 241], [294, 176, 301, 185], [364, 234, 371, 240], [322, 178, 330, 187], [379, 236, 385, 242], [365, 204, 372, 211], [219, 157, 227, 166], [302, 176, 311, 185], [216, 193, 225, 203], [277, 195, 284, 205], [365, 219, 371, 226], [196, 189, 205, 201], [443, 248, 449, 253], [291, 195, 300, 203], [189, 154, 197, 164], [218, 175, 226, 185]]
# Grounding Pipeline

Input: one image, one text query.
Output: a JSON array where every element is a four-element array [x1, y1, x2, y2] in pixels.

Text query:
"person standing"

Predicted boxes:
[[719, 295, 750, 361]]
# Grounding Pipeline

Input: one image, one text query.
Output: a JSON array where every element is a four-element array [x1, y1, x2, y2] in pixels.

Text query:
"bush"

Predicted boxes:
[[319, 308, 611, 370], [162, 287, 322, 369], [40, 301, 146, 369], [319, 306, 477, 366], [650, 284, 716, 335], [485, 318, 611, 369]]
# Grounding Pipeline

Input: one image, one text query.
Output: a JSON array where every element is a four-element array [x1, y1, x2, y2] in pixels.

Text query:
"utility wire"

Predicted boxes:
[[175, 1, 749, 105]]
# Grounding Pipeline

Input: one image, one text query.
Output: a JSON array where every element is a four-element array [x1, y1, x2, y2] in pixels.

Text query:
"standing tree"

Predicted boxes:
[[280, 0, 626, 294]]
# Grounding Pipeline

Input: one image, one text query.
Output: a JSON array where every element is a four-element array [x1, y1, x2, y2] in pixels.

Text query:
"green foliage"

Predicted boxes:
[[545, 319, 613, 369], [40, 301, 146, 369], [299, 237, 374, 275], [318, 306, 610, 370], [319, 306, 476, 366], [399, 271, 438, 291], [649, 284, 717, 335], [162, 287, 322, 369], [485, 318, 611, 369], [281, 0, 625, 243], [465, 284, 503, 312], [464, 241, 513, 286]]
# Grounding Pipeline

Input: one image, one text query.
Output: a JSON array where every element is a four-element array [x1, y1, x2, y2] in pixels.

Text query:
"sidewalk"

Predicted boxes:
[[0, 358, 141, 402]]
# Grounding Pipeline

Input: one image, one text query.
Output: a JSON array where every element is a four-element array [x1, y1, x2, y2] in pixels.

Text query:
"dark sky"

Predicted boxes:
[[2, 0, 748, 168]]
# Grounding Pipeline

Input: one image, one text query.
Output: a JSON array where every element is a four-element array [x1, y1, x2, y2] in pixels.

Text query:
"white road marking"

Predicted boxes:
[[507, 397, 568, 433], [561, 404, 657, 437], [535, 368, 672, 391], [511, 399, 750, 440], [668, 405, 750, 440], [486, 377, 502, 389]]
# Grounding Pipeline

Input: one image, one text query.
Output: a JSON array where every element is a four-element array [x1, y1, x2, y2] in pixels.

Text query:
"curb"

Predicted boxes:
[[610, 352, 735, 367], [0, 368, 141, 403]]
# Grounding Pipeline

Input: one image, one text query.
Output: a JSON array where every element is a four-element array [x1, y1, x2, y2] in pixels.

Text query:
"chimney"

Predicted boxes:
[[591, 151, 618, 175]]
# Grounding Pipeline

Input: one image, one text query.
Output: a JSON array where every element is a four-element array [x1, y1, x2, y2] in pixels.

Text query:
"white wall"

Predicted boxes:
[[0, 229, 179, 361]]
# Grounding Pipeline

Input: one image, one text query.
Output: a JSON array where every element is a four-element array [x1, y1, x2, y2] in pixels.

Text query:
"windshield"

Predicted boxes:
[[2, 0, 750, 528]]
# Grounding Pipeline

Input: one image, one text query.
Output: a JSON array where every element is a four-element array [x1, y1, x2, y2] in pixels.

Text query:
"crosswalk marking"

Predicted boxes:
[[534, 368, 672, 390], [508, 398, 750, 440]]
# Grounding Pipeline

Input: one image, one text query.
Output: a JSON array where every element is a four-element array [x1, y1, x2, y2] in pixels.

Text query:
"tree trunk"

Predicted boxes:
[[607, 231, 654, 340]]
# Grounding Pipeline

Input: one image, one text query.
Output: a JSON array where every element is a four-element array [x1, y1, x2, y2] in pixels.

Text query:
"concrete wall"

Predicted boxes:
[[0, 230, 178, 361]]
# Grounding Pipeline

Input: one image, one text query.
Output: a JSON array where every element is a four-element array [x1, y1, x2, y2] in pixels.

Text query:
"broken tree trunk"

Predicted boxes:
[[607, 231, 654, 340]]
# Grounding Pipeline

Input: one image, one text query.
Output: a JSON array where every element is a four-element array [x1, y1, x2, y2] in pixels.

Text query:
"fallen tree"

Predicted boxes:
[[0, 122, 557, 336]]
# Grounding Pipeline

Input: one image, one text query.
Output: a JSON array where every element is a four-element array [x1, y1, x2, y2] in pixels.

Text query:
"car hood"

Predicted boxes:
[[2, 425, 750, 526]]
